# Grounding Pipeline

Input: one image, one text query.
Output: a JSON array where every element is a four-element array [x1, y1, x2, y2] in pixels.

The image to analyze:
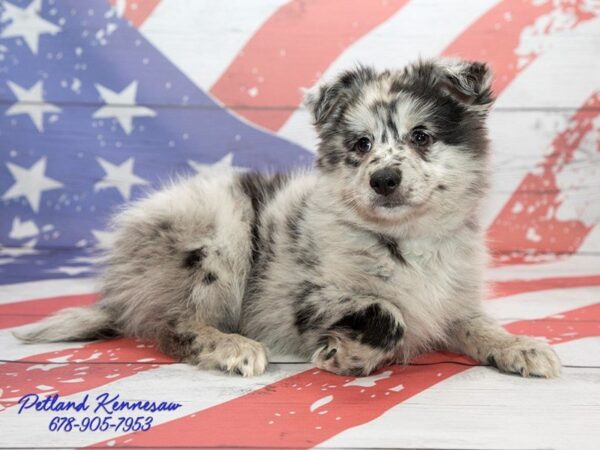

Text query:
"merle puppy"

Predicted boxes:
[[17, 59, 561, 378]]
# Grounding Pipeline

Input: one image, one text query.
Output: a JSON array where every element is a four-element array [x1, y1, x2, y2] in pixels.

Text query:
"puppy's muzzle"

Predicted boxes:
[[370, 168, 402, 197]]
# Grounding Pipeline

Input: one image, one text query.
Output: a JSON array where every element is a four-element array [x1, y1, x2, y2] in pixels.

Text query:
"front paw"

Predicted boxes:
[[214, 334, 269, 377], [312, 335, 391, 377], [488, 335, 561, 378]]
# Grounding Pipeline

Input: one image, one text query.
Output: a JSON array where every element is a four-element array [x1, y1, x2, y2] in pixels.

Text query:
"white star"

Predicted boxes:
[[5, 80, 61, 132], [2, 157, 63, 212], [1, 0, 61, 54], [92, 81, 156, 135], [94, 157, 148, 200], [188, 153, 246, 177]]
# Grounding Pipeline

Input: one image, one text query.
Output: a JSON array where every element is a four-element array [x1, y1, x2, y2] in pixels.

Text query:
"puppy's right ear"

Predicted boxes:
[[303, 83, 343, 129], [304, 66, 376, 129]]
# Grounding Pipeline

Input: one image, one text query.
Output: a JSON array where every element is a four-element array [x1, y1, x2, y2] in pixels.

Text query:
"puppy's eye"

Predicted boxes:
[[355, 137, 372, 153], [410, 129, 431, 147]]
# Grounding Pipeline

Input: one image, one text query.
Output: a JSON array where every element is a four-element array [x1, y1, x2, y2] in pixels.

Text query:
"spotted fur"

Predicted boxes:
[[16, 59, 560, 378]]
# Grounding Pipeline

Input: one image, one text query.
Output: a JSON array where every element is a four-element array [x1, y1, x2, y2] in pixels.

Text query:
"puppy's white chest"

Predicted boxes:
[[385, 239, 466, 352], [395, 243, 456, 297]]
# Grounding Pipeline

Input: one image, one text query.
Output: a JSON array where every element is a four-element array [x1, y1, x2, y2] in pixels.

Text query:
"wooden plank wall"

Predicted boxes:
[[0, 0, 598, 265]]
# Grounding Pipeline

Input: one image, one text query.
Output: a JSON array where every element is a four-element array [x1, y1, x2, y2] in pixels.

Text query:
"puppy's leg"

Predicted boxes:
[[162, 321, 268, 377], [95, 175, 270, 375], [312, 301, 405, 376], [448, 312, 561, 378]]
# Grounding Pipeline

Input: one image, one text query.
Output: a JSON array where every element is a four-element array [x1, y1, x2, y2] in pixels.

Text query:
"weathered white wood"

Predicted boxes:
[[0, 329, 88, 361], [488, 254, 600, 281], [555, 337, 600, 367], [0, 278, 96, 304], [483, 286, 600, 323], [140, 0, 287, 91], [581, 225, 600, 253], [311, 0, 501, 78], [321, 365, 600, 450], [487, 126, 600, 233], [492, 16, 600, 110]]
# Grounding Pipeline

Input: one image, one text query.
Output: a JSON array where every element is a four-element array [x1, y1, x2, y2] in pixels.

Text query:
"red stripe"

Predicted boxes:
[[0, 294, 99, 329], [106, 0, 161, 27], [0, 339, 173, 409], [490, 275, 600, 299], [441, 0, 553, 95], [442, 0, 596, 95], [210, 0, 410, 131], [90, 303, 600, 448], [488, 92, 600, 264]]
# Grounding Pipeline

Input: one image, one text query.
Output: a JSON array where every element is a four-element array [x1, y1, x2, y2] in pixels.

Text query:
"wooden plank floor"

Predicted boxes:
[[2, 260, 600, 449]]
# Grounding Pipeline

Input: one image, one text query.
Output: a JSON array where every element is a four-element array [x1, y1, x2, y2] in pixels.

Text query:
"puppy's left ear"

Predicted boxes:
[[436, 59, 494, 111]]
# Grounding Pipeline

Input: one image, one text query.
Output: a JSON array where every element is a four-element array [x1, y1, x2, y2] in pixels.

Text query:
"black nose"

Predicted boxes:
[[370, 168, 401, 196]]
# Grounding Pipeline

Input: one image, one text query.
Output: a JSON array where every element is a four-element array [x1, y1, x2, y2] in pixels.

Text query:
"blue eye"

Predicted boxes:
[[355, 137, 372, 153]]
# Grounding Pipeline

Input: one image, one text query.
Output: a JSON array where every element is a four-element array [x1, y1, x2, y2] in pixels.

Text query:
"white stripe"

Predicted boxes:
[[485, 286, 600, 323], [0, 278, 97, 305], [278, 0, 501, 150], [139, 0, 287, 93], [322, 362, 600, 450], [581, 223, 600, 253], [487, 253, 600, 281], [308, 0, 501, 84], [0, 361, 306, 446], [483, 109, 570, 226], [0, 330, 88, 361], [554, 337, 600, 367], [495, 16, 600, 109]]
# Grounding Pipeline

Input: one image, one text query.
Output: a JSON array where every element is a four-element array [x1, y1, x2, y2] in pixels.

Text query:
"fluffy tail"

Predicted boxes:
[[14, 306, 117, 343]]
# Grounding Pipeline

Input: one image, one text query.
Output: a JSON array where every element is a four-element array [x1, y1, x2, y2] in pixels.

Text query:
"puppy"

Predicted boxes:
[[17, 58, 561, 378]]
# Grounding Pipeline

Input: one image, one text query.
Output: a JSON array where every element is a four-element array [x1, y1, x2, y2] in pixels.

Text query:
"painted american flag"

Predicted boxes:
[[0, 0, 599, 448]]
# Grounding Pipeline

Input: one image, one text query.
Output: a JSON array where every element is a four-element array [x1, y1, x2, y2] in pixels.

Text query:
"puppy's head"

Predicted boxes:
[[305, 58, 494, 226]]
